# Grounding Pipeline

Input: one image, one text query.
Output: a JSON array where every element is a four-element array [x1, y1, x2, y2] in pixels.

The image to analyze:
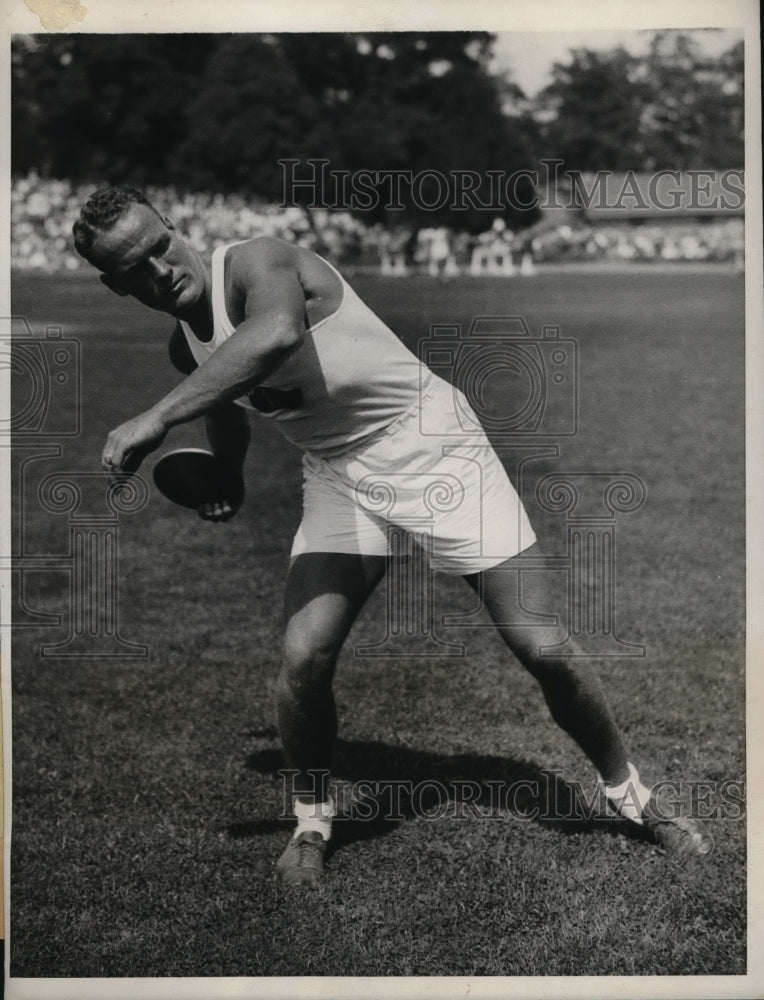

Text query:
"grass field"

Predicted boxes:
[[8, 266, 746, 979]]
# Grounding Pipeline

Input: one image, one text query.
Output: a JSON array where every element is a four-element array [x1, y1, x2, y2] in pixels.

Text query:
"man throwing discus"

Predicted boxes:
[[73, 186, 712, 885]]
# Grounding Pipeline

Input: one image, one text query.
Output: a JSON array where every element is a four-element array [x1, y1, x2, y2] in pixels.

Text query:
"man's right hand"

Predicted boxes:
[[102, 409, 168, 474]]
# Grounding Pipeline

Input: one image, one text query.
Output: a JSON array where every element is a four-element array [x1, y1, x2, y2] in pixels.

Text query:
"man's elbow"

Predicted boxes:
[[267, 317, 304, 358]]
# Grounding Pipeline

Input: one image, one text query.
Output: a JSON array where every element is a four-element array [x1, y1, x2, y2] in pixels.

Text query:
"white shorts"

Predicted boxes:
[[290, 375, 536, 574]]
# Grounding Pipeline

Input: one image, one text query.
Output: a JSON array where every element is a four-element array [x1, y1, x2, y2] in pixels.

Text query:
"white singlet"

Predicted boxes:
[[179, 241, 426, 457]]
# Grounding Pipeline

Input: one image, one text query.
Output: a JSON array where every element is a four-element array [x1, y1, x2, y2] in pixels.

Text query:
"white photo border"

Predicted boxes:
[[2, 1, 761, 997]]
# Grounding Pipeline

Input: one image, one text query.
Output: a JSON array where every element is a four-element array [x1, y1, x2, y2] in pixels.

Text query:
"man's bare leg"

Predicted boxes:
[[465, 542, 712, 853], [275, 551, 386, 882], [465, 542, 630, 785]]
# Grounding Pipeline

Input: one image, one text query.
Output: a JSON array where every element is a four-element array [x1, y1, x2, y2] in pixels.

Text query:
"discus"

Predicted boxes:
[[152, 448, 244, 510]]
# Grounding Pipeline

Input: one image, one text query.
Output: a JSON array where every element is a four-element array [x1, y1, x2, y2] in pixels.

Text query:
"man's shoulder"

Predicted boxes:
[[224, 236, 337, 308], [226, 236, 301, 277]]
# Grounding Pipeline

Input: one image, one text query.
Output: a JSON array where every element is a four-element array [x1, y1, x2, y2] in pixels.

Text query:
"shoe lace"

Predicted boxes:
[[294, 834, 323, 866]]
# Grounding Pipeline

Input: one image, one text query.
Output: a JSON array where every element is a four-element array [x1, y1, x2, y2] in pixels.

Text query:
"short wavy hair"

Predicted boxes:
[[72, 186, 159, 260]]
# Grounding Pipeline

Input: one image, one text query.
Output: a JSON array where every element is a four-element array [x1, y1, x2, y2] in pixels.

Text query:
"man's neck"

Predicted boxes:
[[176, 257, 213, 341]]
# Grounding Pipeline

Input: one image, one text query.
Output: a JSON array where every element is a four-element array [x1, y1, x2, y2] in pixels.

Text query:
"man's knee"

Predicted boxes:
[[528, 655, 605, 718], [494, 624, 568, 677], [503, 630, 588, 685], [519, 646, 572, 684], [279, 633, 338, 698]]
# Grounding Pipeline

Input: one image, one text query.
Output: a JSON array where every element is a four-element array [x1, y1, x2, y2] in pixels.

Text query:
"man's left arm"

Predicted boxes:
[[196, 403, 251, 522], [205, 403, 251, 474]]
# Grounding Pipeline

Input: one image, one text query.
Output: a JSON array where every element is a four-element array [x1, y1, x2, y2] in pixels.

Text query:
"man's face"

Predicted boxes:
[[88, 203, 206, 316]]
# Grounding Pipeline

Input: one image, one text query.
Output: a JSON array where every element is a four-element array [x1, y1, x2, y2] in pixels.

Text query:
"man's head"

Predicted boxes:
[[73, 186, 208, 317]]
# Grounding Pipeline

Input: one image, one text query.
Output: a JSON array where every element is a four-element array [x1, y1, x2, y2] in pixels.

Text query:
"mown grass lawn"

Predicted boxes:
[[9, 266, 745, 979]]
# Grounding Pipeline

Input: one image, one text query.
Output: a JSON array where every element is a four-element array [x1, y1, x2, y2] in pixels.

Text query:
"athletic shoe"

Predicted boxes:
[[605, 786, 714, 856], [642, 794, 714, 856], [275, 831, 329, 885]]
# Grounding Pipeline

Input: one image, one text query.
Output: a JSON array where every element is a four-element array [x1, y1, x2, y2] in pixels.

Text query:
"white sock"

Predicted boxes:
[[293, 796, 335, 841], [601, 762, 651, 825]]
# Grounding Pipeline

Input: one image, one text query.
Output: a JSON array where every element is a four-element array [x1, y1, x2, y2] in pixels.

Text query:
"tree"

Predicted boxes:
[[12, 34, 218, 184], [169, 35, 323, 196], [637, 32, 744, 169], [531, 32, 744, 173], [534, 47, 649, 171], [280, 32, 540, 230]]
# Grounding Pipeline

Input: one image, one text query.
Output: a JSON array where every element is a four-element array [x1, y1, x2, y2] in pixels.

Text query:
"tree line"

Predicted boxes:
[[12, 31, 743, 230]]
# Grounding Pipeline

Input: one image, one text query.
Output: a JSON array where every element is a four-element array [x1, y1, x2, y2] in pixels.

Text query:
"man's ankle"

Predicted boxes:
[[600, 762, 651, 825], [293, 795, 335, 841]]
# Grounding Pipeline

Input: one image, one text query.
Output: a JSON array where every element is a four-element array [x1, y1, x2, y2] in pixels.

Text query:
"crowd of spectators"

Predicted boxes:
[[11, 173, 370, 273], [12, 173, 744, 274], [529, 218, 744, 265]]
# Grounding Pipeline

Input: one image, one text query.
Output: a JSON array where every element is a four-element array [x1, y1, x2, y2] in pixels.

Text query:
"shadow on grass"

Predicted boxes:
[[233, 736, 649, 851]]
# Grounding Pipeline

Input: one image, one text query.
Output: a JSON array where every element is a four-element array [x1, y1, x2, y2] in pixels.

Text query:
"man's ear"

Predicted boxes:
[[99, 273, 129, 297]]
